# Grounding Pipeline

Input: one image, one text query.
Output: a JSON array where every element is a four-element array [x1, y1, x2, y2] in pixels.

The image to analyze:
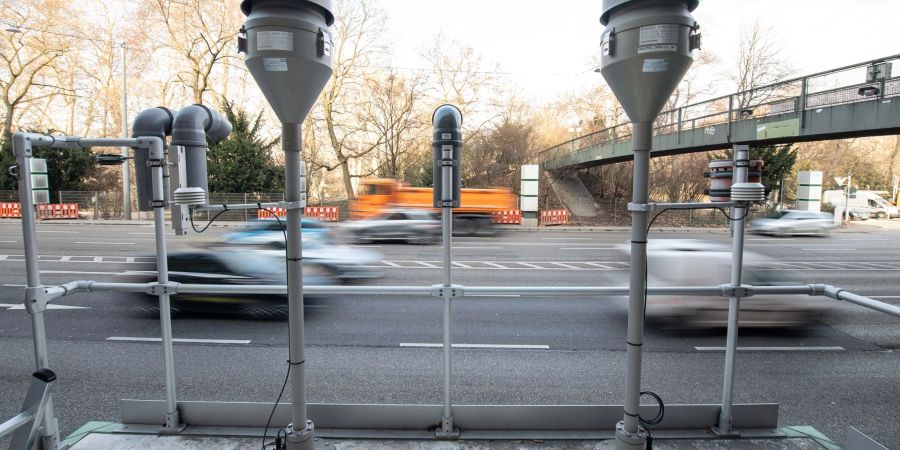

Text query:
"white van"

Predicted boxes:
[[822, 190, 899, 218]]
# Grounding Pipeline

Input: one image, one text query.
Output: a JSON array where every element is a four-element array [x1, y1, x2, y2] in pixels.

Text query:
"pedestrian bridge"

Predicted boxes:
[[541, 54, 900, 171]]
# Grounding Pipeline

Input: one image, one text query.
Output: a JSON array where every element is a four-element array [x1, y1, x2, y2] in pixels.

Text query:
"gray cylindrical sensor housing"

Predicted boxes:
[[599, 0, 700, 124], [132, 107, 175, 211], [171, 105, 232, 198], [240, 0, 334, 125], [432, 105, 462, 208]]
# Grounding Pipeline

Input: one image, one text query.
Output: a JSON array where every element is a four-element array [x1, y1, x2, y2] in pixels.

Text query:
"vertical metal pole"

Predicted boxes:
[[283, 123, 315, 449], [121, 42, 131, 220], [439, 145, 455, 436], [15, 155, 63, 450], [716, 144, 749, 435], [616, 121, 651, 450], [150, 141, 182, 432]]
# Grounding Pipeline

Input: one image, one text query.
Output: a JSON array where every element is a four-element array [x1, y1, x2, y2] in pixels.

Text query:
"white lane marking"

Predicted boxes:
[[560, 247, 617, 250], [400, 343, 549, 350], [585, 262, 615, 269], [453, 262, 472, 268], [695, 346, 845, 352], [541, 238, 593, 240], [41, 270, 123, 275], [838, 239, 888, 241], [551, 262, 583, 270], [452, 246, 501, 250], [107, 337, 251, 344], [747, 238, 794, 241], [37, 231, 78, 234], [59, 256, 71, 262], [0, 303, 89, 310], [415, 261, 438, 268], [380, 261, 401, 267], [801, 248, 857, 251], [483, 262, 507, 269], [74, 242, 136, 245], [515, 262, 542, 269]]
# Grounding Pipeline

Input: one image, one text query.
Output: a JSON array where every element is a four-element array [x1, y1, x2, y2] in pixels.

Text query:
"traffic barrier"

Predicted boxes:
[[540, 209, 569, 226], [0, 202, 22, 218], [35, 204, 79, 220], [257, 206, 340, 221], [491, 209, 521, 224], [305, 206, 340, 222]]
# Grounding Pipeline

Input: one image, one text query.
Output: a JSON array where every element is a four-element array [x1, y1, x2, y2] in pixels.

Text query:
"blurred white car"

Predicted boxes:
[[748, 210, 835, 237], [625, 240, 826, 328]]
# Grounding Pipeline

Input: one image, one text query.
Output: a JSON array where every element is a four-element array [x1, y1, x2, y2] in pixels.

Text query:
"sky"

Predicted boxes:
[[379, 0, 900, 104]]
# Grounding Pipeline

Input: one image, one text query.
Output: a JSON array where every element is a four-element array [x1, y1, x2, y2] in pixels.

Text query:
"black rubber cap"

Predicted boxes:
[[33, 368, 57, 383]]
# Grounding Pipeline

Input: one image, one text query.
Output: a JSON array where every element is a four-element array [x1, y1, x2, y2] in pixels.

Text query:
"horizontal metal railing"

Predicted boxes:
[[540, 53, 900, 166]]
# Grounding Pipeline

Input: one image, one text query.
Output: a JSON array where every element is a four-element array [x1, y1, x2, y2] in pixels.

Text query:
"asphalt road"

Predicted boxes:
[[0, 221, 898, 447]]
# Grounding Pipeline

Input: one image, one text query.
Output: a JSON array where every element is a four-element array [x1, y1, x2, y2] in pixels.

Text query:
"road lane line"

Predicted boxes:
[[541, 238, 593, 240], [380, 261, 401, 267], [585, 262, 615, 269], [800, 248, 857, 251], [483, 262, 507, 269], [695, 346, 844, 352], [415, 261, 438, 268], [515, 262, 543, 269], [453, 262, 472, 268], [560, 247, 617, 250], [551, 262, 583, 270], [74, 242, 136, 245], [747, 238, 795, 241], [400, 343, 549, 350], [452, 246, 501, 249], [107, 337, 251, 344], [36, 231, 78, 234]]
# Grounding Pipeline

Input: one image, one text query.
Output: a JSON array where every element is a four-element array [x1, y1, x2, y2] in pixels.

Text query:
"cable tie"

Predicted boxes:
[[287, 359, 305, 366], [286, 257, 302, 262], [626, 341, 643, 347], [630, 240, 648, 244], [624, 411, 640, 418]]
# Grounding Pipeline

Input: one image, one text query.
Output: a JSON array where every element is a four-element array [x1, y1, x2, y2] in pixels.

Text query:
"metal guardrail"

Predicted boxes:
[[539, 54, 900, 167]]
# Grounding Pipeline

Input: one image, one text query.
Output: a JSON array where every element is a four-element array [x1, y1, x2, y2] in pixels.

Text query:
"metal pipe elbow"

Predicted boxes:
[[132, 107, 175, 140], [172, 104, 232, 147]]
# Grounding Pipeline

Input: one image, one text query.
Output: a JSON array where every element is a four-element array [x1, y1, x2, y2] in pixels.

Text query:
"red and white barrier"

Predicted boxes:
[[257, 206, 340, 222], [36, 203, 79, 220], [491, 209, 522, 224], [0, 202, 21, 218], [540, 209, 569, 226], [304, 206, 340, 222]]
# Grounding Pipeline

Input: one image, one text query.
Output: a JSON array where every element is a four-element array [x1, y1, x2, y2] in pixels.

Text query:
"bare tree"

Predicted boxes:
[[0, 0, 73, 138], [730, 21, 792, 108], [364, 69, 428, 180], [314, 0, 389, 199], [143, 0, 240, 105]]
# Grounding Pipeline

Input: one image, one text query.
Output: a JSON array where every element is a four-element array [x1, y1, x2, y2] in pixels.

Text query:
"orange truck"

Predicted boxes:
[[350, 178, 517, 235]]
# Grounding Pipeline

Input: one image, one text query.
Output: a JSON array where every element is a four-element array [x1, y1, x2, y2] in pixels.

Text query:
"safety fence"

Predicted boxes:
[[257, 206, 340, 221], [0, 203, 79, 219], [491, 209, 522, 224], [0, 202, 21, 218], [540, 209, 569, 226]]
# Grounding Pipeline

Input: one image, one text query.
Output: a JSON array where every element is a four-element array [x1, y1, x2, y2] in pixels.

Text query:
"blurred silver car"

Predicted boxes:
[[748, 210, 835, 237], [342, 209, 441, 244], [631, 240, 826, 328]]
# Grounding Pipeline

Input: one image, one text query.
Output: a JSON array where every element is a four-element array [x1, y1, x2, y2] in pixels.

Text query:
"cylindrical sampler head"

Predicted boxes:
[[241, 0, 335, 124], [599, 0, 700, 124], [431, 105, 462, 208]]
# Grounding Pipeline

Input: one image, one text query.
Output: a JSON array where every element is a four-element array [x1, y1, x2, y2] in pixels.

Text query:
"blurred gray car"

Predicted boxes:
[[748, 210, 835, 237], [342, 209, 441, 244], [627, 240, 826, 328]]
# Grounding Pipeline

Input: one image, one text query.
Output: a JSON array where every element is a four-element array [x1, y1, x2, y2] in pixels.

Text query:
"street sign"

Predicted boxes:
[[834, 176, 848, 187]]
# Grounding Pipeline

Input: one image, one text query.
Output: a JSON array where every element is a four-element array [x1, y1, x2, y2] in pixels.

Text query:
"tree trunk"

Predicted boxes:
[[2, 103, 13, 140], [339, 158, 355, 200]]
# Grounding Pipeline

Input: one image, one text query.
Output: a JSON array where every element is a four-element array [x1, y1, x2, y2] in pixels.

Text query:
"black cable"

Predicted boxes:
[[638, 390, 665, 449], [716, 207, 751, 222], [646, 208, 670, 233], [189, 208, 228, 233], [259, 207, 292, 450]]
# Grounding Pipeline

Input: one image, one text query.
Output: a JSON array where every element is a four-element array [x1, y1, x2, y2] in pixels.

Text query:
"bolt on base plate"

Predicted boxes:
[[614, 421, 647, 450]]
